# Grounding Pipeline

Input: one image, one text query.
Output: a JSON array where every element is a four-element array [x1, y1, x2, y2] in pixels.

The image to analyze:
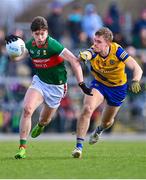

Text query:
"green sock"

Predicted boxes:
[[38, 123, 44, 127], [20, 139, 27, 148]]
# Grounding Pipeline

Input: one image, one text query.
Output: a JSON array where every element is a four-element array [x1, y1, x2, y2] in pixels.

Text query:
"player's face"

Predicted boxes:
[[93, 35, 109, 54], [32, 29, 48, 46]]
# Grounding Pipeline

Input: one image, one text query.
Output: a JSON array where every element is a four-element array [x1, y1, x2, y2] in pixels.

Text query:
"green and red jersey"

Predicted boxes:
[[26, 36, 67, 85]]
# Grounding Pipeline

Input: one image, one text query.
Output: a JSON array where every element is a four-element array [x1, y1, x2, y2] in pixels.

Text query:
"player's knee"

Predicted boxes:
[[23, 106, 33, 118], [82, 105, 93, 118]]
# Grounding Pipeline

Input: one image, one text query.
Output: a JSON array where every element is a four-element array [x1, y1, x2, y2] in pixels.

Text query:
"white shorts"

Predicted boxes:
[[29, 75, 67, 108]]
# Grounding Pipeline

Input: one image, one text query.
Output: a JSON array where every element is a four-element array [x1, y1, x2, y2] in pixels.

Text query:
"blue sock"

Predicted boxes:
[[76, 137, 84, 151], [95, 125, 104, 134]]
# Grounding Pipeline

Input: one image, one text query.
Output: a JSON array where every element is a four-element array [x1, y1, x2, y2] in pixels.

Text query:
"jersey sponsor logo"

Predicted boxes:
[[91, 67, 117, 85], [98, 67, 117, 73], [32, 55, 64, 69]]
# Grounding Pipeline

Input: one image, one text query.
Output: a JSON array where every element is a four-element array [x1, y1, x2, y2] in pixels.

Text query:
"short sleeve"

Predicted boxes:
[[86, 47, 98, 59], [116, 47, 129, 61]]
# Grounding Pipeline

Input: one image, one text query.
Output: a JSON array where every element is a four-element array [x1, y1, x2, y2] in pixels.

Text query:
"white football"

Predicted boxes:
[[6, 38, 26, 58]]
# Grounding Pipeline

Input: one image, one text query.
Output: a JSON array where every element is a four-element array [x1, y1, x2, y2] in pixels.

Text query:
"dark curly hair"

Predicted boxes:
[[31, 16, 48, 32]]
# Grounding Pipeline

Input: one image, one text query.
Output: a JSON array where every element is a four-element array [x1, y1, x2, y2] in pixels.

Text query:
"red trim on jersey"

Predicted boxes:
[[32, 55, 64, 68], [63, 83, 67, 97]]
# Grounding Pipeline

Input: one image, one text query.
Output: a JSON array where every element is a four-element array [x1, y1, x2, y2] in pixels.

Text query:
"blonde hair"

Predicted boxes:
[[95, 27, 113, 42]]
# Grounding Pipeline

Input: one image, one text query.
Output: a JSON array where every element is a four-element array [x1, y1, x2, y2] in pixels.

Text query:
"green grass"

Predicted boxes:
[[0, 140, 146, 179]]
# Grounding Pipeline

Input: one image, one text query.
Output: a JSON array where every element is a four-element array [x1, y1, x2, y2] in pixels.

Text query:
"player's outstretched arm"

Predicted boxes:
[[60, 48, 93, 96]]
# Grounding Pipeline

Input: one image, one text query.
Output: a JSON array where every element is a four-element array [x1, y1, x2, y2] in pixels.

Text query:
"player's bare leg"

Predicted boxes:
[[31, 104, 58, 138], [15, 88, 44, 159], [89, 105, 120, 144], [72, 89, 104, 158]]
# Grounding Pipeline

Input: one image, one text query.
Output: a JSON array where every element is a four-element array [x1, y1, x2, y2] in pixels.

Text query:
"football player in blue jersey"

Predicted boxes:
[[72, 27, 143, 158]]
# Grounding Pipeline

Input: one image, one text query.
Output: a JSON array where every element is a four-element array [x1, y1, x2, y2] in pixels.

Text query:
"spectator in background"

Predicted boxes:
[[0, 46, 9, 76], [104, 2, 121, 34], [82, 3, 103, 46], [104, 2, 127, 46], [0, 28, 5, 43], [0, 30, 9, 76], [46, 1, 65, 42], [133, 8, 146, 36], [67, 4, 86, 49], [132, 27, 146, 49], [13, 28, 26, 41], [113, 32, 128, 48], [140, 51, 146, 78], [126, 46, 143, 84]]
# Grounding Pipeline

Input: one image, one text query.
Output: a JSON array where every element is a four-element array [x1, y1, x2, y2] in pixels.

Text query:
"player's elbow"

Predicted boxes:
[[138, 65, 143, 76], [70, 58, 81, 69], [135, 65, 143, 80]]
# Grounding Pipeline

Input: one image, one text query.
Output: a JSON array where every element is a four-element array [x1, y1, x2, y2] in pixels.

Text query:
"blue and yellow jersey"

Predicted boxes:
[[85, 42, 129, 87]]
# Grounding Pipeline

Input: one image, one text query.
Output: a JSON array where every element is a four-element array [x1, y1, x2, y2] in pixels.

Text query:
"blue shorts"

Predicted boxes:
[[90, 79, 128, 106]]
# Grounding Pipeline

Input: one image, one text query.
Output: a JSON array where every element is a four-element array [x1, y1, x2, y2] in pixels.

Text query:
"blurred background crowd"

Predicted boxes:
[[0, 0, 146, 134]]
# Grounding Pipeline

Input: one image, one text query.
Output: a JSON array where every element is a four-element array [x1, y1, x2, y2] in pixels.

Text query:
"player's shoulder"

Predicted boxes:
[[111, 42, 121, 51], [47, 36, 54, 42], [48, 36, 59, 44], [112, 42, 129, 61], [48, 36, 64, 48]]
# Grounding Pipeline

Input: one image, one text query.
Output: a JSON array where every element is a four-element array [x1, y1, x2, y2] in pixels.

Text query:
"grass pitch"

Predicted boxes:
[[0, 140, 146, 179]]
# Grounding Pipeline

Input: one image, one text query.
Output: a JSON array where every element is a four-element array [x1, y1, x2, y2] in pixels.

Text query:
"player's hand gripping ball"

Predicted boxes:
[[5, 35, 26, 58]]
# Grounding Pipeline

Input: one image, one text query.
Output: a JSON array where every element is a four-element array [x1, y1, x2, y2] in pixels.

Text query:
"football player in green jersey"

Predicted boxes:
[[5, 16, 92, 159]]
